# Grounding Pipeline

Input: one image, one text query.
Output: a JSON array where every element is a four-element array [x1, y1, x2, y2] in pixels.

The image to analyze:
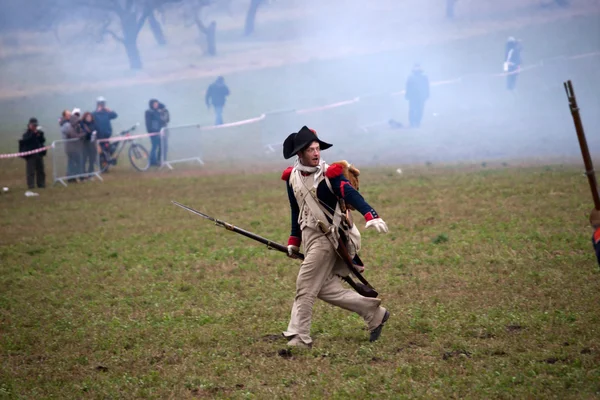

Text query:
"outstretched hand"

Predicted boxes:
[[365, 218, 388, 233]]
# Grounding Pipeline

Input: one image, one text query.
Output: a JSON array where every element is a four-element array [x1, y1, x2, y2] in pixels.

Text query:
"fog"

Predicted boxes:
[[0, 0, 599, 167]]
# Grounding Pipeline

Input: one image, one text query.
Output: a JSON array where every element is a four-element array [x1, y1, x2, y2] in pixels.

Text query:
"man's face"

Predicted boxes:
[[298, 142, 320, 167], [152, 101, 159, 109], [64, 111, 72, 120], [28, 123, 37, 131], [97, 102, 105, 109]]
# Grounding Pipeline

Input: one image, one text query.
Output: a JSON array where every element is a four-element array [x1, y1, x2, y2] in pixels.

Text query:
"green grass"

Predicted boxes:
[[1, 163, 599, 399]]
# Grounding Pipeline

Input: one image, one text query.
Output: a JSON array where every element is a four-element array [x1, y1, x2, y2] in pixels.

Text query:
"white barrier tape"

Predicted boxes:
[[296, 97, 360, 114], [96, 132, 160, 144], [567, 51, 600, 60], [390, 77, 463, 96], [0, 146, 51, 159], [2, 50, 599, 160], [199, 114, 266, 131]]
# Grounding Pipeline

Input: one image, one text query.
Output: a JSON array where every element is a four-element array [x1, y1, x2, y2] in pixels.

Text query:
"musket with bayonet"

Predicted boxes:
[[564, 80, 600, 210], [172, 200, 378, 298], [564, 80, 600, 267]]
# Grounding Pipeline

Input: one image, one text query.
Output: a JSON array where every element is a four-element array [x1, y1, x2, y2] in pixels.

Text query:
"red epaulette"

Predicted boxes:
[[325, 163, 344, 178], [594, 227, 600, 244], [281, 166, 293, 181]]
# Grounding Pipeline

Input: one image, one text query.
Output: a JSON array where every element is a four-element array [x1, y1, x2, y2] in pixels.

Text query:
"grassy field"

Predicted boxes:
[[2, 2, 600, 398], [1, 163, 600, 399]]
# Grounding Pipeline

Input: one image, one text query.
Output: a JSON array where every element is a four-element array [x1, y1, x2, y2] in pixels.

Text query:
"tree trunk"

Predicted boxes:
[[148, 11, 167, 46], [124, 38, 143, 69], [193, 13, 217, 57], [123, 24, 143, 69], [244, 0, 263, 36], [206, 21, 217, 56], [446, 0, 456, 19]]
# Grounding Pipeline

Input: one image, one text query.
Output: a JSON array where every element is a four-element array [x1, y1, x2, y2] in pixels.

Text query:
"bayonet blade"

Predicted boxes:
[[171, 201, 217, 222]]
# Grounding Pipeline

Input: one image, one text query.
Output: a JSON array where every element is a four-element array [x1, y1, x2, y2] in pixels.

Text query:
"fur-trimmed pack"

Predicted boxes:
[[329, 160, 360, 191]]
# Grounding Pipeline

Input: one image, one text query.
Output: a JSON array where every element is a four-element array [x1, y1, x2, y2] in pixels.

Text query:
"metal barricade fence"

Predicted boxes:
[[159, 125, 204, 169], [52, 138, 102, 187], [161, 115, 265, 169]]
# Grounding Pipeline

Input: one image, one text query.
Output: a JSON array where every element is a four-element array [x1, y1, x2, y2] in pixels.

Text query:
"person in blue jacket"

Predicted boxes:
[[93, 96, 118, 156]]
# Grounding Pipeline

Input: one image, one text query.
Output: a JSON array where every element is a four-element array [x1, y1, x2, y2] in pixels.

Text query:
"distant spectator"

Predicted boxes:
[[405, 64, 430, 128], [205, 76, 230, 125], [93, 96, 118, 140], [145, 98, 170, 166], [60, 109, 85, 182], [80, 112, 98, 174], [504, 37, 523, 91], [18, 117, 46, 189], [446, 0, 457, 19]]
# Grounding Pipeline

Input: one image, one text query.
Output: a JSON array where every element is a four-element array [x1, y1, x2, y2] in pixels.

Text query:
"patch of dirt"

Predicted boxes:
[[442, 349, 472, 360], [474, 330, 495, 339], [261, 334, 284, 342], [190, 386, 230, 396], [506, 324, 524, 333], [277, 348, 293, 359], [541, 357, 569, 364]]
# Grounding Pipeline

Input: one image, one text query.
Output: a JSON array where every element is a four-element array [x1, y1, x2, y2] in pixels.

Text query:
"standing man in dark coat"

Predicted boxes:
[[145, 98, 170, 166], [92, 96, 118, 139], [19, 117, 46, 189], [504, 37, 523, 91], [205, 76, 230, 126], [405, 64, 430, 128]]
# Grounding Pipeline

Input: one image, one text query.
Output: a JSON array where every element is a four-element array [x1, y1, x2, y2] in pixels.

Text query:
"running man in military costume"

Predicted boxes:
[[281, 126, 390, 348]]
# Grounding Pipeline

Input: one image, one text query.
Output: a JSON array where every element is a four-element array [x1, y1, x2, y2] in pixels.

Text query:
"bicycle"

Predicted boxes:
[[98, 123, 150, 173]]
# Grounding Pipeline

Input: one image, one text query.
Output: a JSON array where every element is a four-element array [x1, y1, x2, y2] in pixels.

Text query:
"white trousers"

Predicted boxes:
[[283, 226, 387, 344]]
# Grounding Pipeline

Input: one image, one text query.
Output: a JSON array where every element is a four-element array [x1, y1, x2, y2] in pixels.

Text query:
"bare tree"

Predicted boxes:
[[244, 0, 264, 36], [185, 0, 218, 56], [446, 0, 457, 19], [48, 0, 182, 69], [148, 10, 167, 46]]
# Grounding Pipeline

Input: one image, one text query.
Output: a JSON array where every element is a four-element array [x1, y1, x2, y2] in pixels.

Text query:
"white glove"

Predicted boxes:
[[287, 245, 299, 258], [365, 218, 388, 233]]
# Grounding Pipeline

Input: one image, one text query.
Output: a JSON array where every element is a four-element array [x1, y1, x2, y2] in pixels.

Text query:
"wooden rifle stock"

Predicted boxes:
[[171, 201, 379, 298], [214, 221, 379, 298], [564, 80, 600, 209]]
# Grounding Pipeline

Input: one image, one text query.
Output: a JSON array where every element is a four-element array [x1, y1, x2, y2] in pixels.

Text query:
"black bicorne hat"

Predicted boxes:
[[283, 126, 333, 159]]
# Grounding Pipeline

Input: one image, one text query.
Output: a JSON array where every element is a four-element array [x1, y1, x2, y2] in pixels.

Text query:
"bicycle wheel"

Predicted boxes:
[[99, 149, 111, 173], [129, 144, 150, 172]]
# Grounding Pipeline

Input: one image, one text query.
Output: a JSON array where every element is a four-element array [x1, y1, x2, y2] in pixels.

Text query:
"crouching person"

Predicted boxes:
[[19, 117, 46, 189]]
